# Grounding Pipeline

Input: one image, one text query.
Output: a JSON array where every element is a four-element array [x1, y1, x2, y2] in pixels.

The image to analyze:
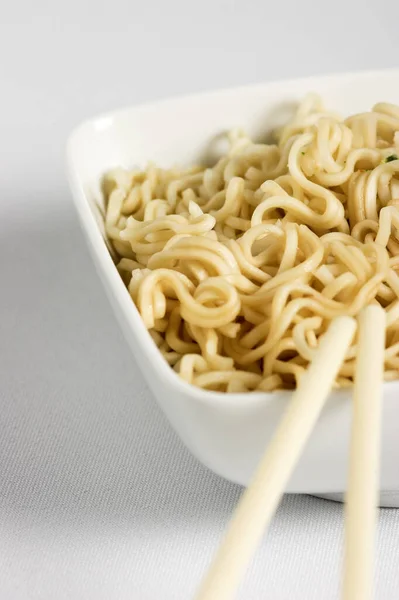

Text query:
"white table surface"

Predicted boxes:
[[2, 2, 399, 598]]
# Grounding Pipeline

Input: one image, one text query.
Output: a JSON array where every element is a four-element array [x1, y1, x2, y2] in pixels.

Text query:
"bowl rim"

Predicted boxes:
[[66, 66, 399, 148], [66, 67, 399, 409]]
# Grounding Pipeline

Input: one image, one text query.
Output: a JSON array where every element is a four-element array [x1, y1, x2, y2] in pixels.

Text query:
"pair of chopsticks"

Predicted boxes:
[[195, 305, 386, 600]]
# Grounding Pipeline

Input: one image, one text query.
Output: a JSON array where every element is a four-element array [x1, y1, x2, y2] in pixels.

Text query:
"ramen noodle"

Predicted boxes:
[[103, 94, 399, 392]]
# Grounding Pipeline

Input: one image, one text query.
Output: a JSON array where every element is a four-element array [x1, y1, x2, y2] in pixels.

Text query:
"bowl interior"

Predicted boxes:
[[66, 69, 399, 403], [68, 69, 399, 219]]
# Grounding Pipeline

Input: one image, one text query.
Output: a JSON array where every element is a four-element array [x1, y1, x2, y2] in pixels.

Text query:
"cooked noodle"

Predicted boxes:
[[103, 94, 399, 392]]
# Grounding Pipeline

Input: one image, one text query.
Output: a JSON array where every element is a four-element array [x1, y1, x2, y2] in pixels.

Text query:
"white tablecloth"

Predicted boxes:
[[2, 2, 399, 598]]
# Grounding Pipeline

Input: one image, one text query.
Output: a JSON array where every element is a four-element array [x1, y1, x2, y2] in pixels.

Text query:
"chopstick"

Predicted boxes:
[[342, 305, 386, 600], [195, 316, 357, 600]]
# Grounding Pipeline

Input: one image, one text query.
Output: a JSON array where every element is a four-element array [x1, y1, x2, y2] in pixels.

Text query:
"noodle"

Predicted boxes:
[[103, 95, 399, 392]]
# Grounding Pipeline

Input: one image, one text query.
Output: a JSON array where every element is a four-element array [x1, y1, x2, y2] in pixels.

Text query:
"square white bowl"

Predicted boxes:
[[66, 69, 399, 497]]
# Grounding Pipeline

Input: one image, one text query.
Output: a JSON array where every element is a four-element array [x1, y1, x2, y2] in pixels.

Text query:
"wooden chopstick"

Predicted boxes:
[[195, 316, 357, 600], [342, 305, 386, 600]]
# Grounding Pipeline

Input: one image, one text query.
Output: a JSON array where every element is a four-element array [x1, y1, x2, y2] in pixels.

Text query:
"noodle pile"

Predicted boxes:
[[103, 94, 399, 392]]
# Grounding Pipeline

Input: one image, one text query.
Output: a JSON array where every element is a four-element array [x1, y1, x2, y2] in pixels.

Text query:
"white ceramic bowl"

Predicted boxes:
[[66, 69, 399, 502]]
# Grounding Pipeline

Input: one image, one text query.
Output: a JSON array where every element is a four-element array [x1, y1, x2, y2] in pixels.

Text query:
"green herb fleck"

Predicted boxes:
[[385, 154, 398, 163], [301, 151, 305, 155]]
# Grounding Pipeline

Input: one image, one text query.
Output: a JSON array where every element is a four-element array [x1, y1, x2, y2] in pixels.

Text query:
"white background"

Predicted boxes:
[[1, 1, 399, 598]]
